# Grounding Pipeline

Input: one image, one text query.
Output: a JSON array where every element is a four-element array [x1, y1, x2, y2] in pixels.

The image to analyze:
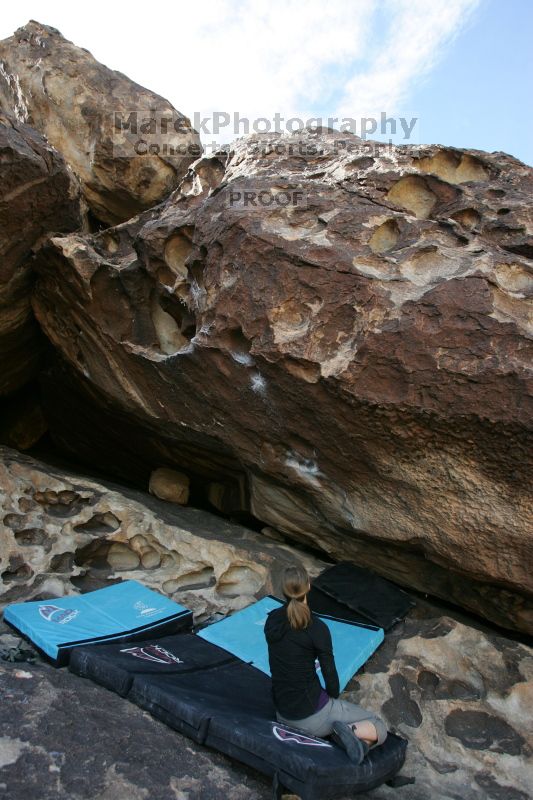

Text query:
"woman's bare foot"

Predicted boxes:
[[350, 721, 378, 746]]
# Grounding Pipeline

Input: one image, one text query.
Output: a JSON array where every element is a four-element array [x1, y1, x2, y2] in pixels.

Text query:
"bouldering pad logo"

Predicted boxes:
[[133, 600, 163, 618], [272, 725, 332, 747], [119, 645, 183, 664], [38, 604, 79, 625]]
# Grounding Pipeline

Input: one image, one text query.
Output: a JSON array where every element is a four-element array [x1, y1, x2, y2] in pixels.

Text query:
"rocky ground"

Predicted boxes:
[[346, 611, 533, 800], [0, 620, 273, 800], [1, 600, 531, 800]]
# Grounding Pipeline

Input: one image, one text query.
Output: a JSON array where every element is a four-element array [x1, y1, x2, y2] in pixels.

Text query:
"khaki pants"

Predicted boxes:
[[276, 697, 388, 747]]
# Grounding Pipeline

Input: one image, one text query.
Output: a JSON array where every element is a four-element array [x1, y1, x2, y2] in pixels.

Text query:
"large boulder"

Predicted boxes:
[[0, 110, 81, 397], [30, 130, 533, 633], [0, 21, 201, 226], [0, 445, 324, 620]]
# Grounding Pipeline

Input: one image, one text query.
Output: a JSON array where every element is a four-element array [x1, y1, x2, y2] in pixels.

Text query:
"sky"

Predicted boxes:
[[0, 0, 531, 164]]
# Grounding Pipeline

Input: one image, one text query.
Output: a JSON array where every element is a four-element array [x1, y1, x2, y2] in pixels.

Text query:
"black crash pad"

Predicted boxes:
[[130, 650, 275, 744], [307, 586, 372, 625], [207, 715, 407, 799], [69, 632, 240, 697], [312, 562, 415, 630], [70, 632, 407, 799]]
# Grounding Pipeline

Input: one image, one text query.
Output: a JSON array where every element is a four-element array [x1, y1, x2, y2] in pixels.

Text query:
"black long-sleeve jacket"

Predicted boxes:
[[264, 604, 340, 720]]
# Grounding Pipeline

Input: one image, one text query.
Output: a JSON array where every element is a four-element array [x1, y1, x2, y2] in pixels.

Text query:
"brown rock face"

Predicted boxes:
[[0, 21, 201, 226], [0, 111, 81, 397], [30, 130, 533, 633]]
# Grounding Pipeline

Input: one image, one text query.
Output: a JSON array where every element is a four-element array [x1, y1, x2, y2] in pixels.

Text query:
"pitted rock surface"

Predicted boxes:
[[0, 445, 325, 620], [28, 128, 533, 633], [345, 614, 533, 800]]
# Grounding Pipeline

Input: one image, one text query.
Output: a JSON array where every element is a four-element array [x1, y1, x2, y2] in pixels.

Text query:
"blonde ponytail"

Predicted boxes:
[[282, 565, 311, 630], [287, 597, 311, 630]]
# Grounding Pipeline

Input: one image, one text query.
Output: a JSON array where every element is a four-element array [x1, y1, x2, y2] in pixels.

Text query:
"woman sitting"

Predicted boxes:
[[264, 565, 387, 763]]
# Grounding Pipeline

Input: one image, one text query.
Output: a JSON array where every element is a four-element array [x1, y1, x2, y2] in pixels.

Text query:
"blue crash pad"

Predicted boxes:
[[197, 596, 384, 691], [3, 580, 192, 665]]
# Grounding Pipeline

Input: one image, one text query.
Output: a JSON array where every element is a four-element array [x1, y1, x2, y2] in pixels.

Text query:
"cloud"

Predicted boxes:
[[157, 0, 379, 121], [335, 0, 481, 119], [156, 0, 481, 140], [0, 0, 480, 142]]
